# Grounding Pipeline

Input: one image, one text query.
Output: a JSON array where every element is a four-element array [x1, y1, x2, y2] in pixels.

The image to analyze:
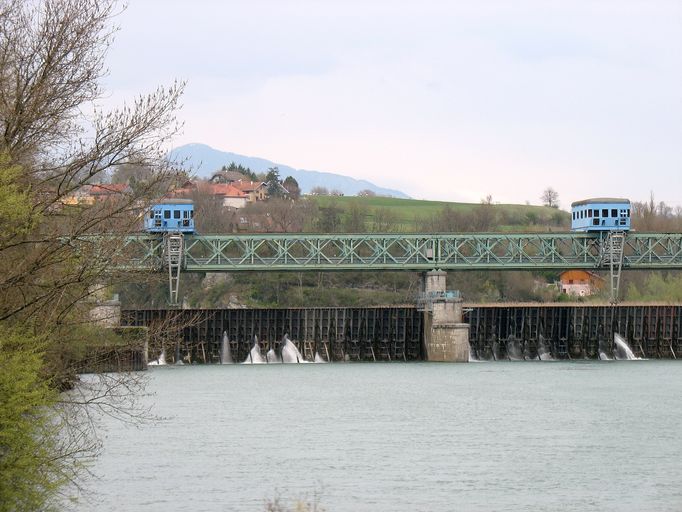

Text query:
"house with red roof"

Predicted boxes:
[[170, 180, 249, 209], [230, 180, 268, 202], [61, 183, 132, 205]]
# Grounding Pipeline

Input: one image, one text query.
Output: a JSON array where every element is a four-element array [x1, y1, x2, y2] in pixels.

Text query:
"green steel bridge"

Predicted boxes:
[[109, 231, 682, 304], [120, 232, 682, 271]]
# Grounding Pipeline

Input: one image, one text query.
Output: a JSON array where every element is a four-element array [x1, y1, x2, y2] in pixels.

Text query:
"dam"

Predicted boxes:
[[121, 303, 682, 362]]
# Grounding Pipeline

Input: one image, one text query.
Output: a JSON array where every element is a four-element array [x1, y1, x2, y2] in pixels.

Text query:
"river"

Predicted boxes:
[[71, 361, 682, 511]]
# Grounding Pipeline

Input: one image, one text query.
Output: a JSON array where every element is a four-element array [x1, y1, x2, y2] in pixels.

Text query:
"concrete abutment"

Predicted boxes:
[[421, 271, 471, 362]]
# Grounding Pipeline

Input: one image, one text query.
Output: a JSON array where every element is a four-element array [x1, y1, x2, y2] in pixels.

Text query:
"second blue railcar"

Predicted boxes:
[[571, 198, 631, 232], [145, 199, 195, 233]]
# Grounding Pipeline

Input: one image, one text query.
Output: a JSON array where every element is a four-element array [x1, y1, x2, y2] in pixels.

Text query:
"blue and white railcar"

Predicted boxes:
[[570, 198, 631, 232], [144, 199, 195, 233]]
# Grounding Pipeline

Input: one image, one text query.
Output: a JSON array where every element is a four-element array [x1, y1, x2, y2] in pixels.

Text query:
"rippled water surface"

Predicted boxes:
[[73, 361, 682, 511]]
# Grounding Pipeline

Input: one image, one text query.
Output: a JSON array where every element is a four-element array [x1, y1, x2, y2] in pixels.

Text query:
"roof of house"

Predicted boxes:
[[231, 180, 266, 193], [559, 270, 605, 282], [87, 183, 131, 195], [168, 180, 247, 199], [207, 183, 247, 197]]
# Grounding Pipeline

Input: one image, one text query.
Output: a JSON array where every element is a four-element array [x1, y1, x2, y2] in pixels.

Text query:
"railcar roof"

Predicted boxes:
[[152, 199, 194, 205], [571, 198, 630, 207]]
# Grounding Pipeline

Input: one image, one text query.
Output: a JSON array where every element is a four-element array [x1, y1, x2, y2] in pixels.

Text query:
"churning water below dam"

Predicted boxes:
[[72, 361, 682, 512]]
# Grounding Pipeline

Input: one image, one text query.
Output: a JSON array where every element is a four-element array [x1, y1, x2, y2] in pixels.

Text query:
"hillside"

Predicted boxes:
[[309, 195, 570, 232], [169, 143, 410, 198]]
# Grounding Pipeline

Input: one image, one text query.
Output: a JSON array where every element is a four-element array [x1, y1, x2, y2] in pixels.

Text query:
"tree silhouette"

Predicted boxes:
[[541, 187, 559, 208]]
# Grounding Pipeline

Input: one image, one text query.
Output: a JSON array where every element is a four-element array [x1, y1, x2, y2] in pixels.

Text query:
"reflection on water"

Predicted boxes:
[[71, 361, 682, 512]]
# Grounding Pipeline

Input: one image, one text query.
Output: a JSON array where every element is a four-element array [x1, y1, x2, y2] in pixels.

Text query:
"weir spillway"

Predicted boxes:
[[121, 304, 682, 362]]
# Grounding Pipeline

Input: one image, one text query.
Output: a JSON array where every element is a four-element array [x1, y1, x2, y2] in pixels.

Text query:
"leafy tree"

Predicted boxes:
[[0, 328, 64, 512], [220, 162, 259, 181], [0, 0, 183, 506], [266, 166, 286, 198], [282, 176, 301, 200]]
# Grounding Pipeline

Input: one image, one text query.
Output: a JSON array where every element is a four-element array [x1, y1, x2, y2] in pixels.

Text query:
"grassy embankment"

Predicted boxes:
[[310, 195, 569, 232]]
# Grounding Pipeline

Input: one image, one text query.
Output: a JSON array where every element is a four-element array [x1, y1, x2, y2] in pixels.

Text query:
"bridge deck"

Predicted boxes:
[[119, 232, 682, 271]]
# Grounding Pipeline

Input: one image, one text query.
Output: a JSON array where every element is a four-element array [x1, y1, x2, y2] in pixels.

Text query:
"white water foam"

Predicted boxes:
[[220, 332, 233, 364], [148, 348, 167, 366], [506, 336, 524, 361], [281, 337, 308, 363], [614, 333, 641, 360], [314, 352, 327, 363], [468, 347, 479, 362], [468, 347, 486, 363], [537, 336, 553, 361], [266, 348, 282, 364], [243, 337, 266, 364]]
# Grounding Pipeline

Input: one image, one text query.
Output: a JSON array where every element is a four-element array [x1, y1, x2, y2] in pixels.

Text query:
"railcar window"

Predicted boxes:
[[183, 211, 189, 218], [627, 209, 630, 217], [163, 210, 171, 219], [148, 211, 154, 219], [190, 210, 194, 218], [588, 209, 593, 217], [594, 209, 600, 218], [611, 209, 617, 217], [602, 209, 608, 217], [174, 210, 181, 219]]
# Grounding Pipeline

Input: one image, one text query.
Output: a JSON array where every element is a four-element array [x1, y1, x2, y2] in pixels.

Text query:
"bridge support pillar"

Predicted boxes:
[[421, 271, 470, 362]]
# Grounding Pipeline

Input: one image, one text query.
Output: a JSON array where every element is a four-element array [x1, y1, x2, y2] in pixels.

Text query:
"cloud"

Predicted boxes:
[[102, 0, 682, 206]]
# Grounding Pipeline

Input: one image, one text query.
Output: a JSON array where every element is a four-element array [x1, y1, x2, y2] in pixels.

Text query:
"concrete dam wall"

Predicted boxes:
[[121, 304, 682, 363]]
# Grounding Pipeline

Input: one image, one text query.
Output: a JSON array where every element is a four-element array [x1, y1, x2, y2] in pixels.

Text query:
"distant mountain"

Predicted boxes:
[[169, 143, 410, 199]]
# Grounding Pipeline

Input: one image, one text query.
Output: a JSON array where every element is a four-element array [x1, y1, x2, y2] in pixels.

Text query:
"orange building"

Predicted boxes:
[[559, 270, 604, 297], [231, 180, 268, 202], [170, 180, 248, 209]]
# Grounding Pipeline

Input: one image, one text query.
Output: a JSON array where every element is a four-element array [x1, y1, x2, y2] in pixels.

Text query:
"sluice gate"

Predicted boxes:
[[468, 304, 682, 360], [121, 307, 424, 363], [121, 304, 682, 362]]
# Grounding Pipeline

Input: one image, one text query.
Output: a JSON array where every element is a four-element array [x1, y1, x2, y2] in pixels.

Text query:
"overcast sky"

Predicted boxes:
[[104, 0, 681, 207]]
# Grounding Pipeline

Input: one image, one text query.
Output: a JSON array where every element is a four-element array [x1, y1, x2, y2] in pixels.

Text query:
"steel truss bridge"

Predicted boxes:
[[111, 232, 682, 304]]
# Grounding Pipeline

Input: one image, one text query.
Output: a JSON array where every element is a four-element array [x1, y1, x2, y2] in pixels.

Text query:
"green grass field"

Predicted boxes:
[[309, 195, 570, 232]]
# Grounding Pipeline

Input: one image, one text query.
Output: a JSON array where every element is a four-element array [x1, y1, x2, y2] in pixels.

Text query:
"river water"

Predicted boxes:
[[72, 361, 682, 512]]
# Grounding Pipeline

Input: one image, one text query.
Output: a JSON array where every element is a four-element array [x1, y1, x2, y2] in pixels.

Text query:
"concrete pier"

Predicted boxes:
[[421, 271, 470, 362]]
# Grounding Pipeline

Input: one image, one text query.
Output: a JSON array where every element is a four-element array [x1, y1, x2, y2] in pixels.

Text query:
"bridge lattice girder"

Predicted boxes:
[[117, 232, 682, 272]]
